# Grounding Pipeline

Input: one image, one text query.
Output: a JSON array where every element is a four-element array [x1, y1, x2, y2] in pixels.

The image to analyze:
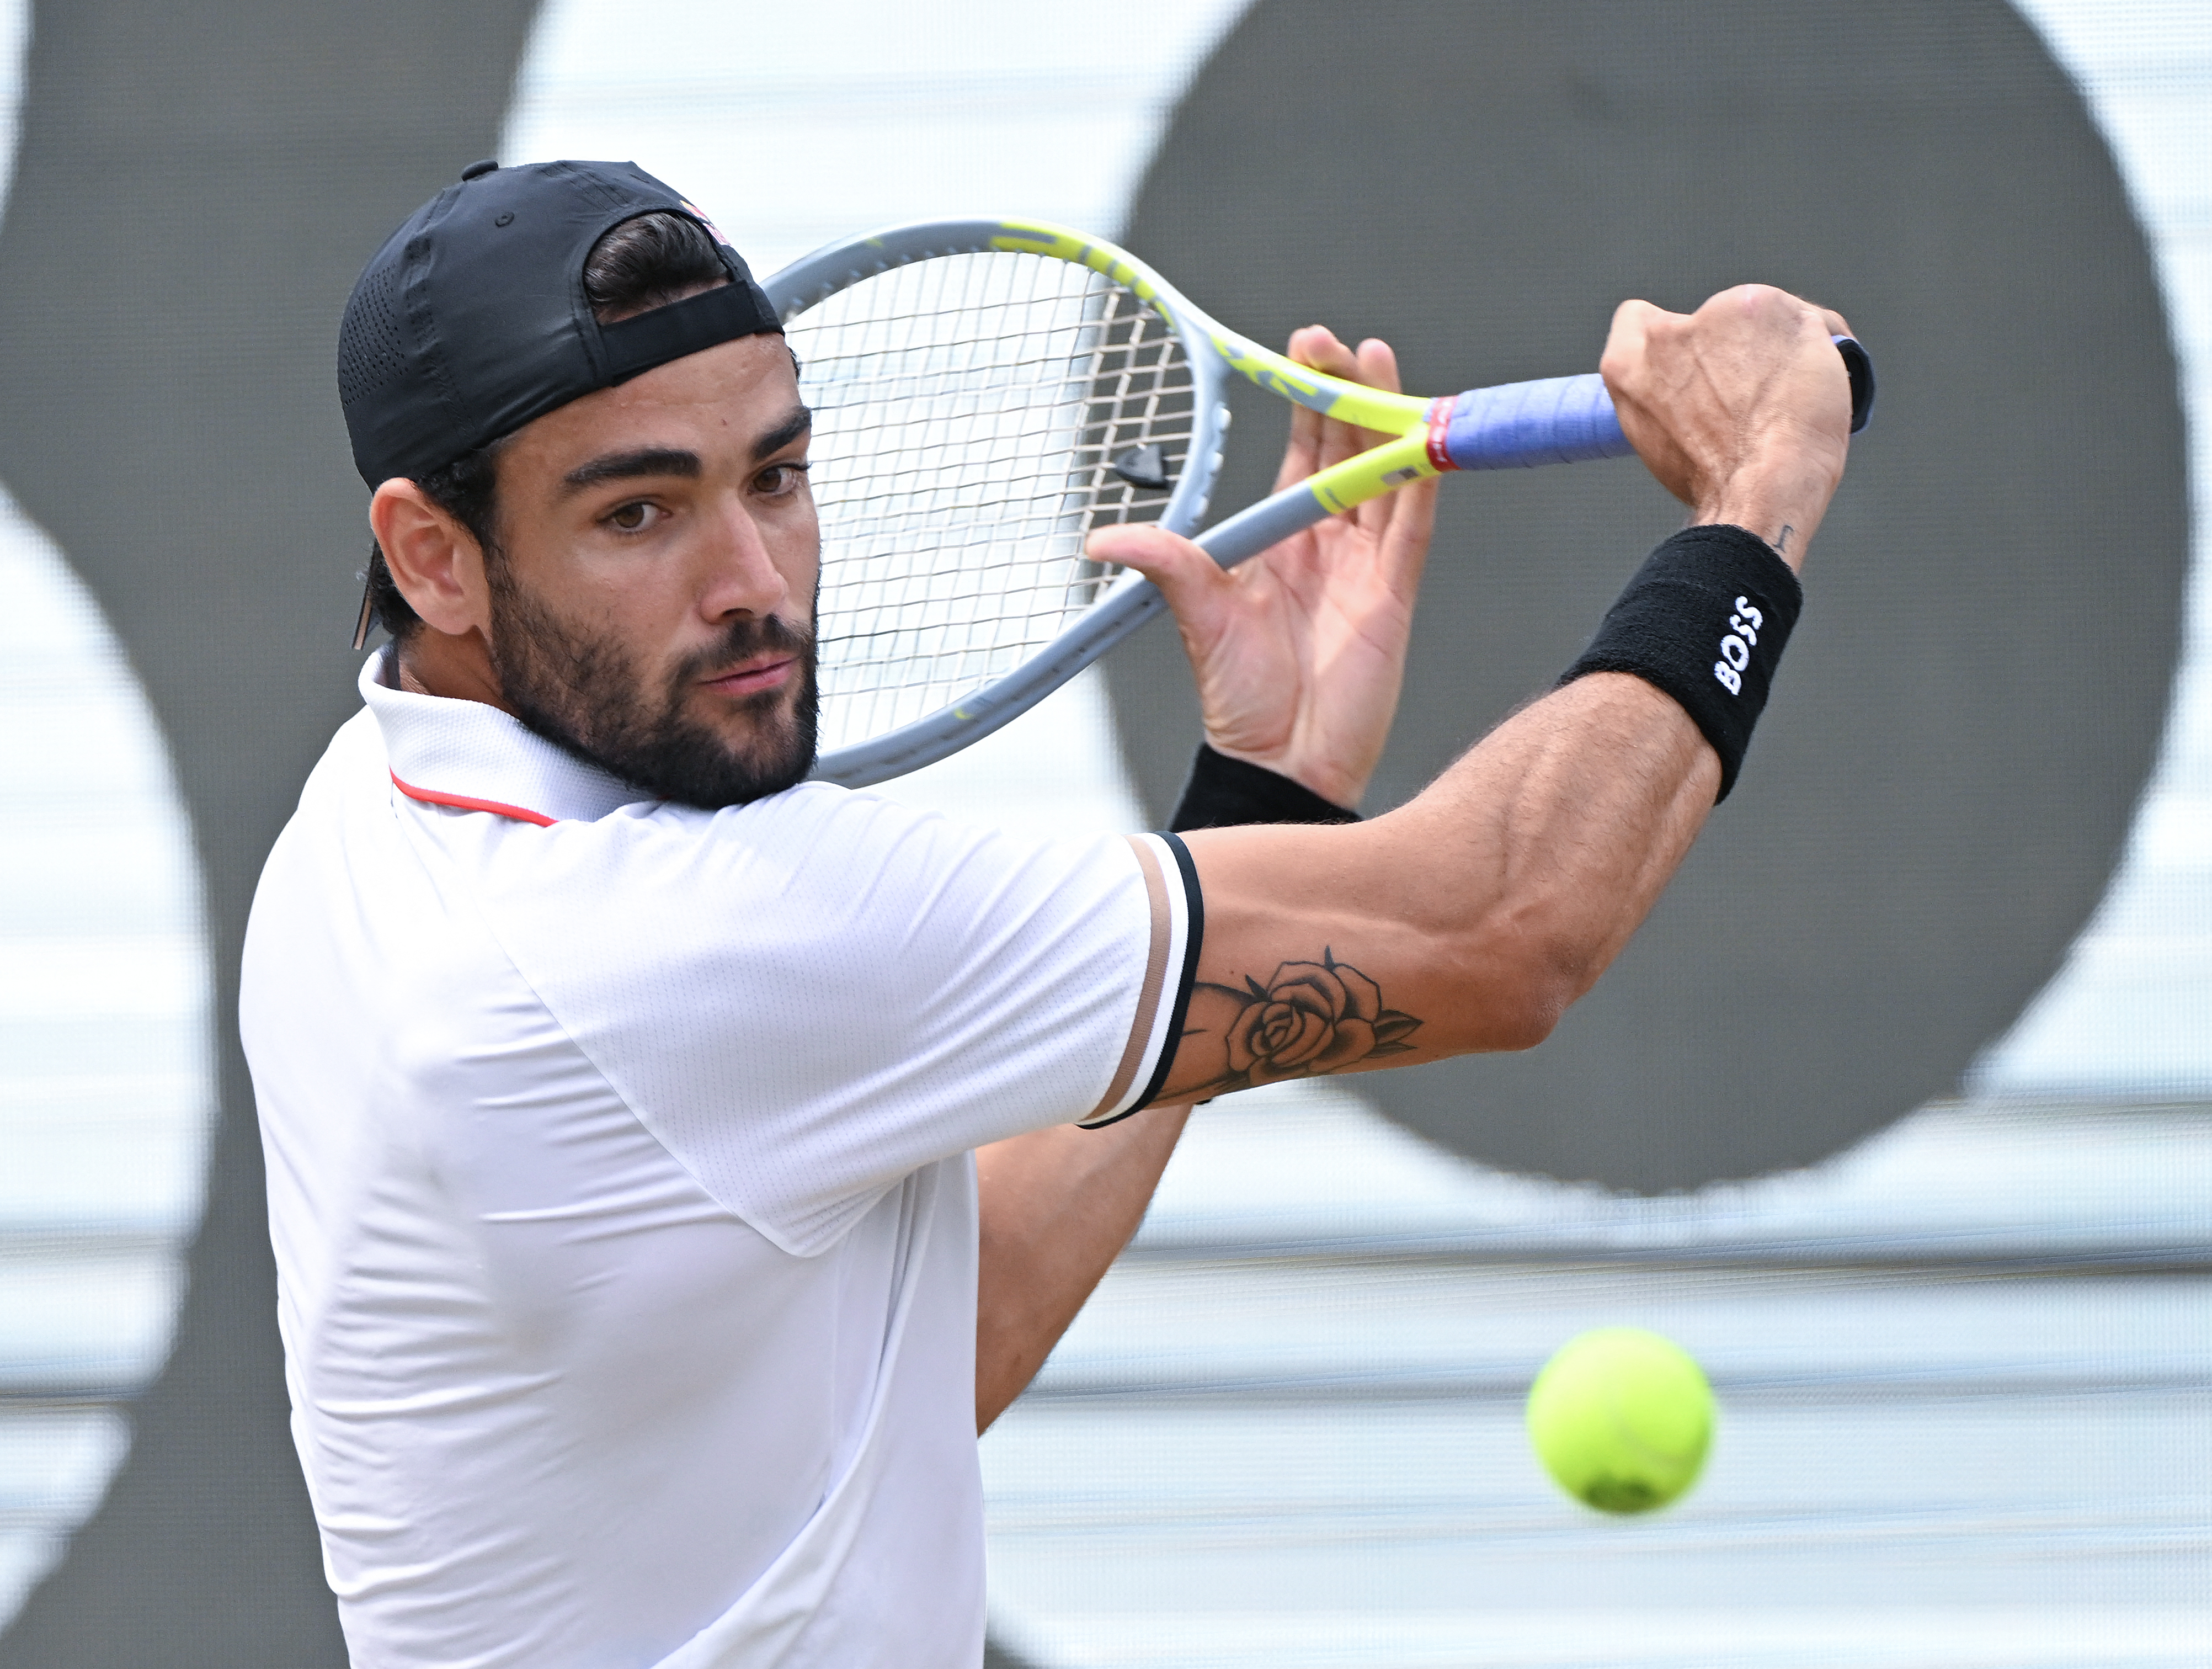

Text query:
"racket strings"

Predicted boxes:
[[788, 250, 1196, 752]]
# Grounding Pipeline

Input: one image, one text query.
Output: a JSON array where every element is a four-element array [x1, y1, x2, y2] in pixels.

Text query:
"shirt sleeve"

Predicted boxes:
[[457, 785, 1200, 1255], [1074, 826, 1203, 1128]]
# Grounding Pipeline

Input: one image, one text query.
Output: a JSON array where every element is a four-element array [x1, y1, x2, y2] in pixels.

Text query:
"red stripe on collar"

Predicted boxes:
[[390, 770, 557, 827]]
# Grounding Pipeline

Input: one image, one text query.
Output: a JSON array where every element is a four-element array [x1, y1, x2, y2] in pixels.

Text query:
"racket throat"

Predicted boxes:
[[1304, 432, 1440, 518]]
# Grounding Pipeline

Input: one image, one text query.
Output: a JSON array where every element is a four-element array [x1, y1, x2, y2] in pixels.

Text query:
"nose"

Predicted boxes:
[[697, 489, 791, 624]]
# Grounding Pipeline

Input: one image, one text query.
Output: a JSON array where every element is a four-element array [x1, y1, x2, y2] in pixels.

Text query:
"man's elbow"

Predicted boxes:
[[1443, 927, 1585, 1054], [1471, 977, 1571, 1053]]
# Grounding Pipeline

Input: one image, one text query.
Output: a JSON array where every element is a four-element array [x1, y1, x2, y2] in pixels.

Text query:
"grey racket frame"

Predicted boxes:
[[768, 219, 1266, 790]]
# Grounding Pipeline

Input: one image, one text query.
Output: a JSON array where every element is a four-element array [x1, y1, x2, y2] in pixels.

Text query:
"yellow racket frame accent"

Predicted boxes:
[[990, 219, 1446, 519]]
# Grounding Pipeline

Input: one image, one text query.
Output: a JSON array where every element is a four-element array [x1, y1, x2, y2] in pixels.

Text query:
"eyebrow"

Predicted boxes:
[[561, 447, 700, 493], [557, 405, 812, 495], [753, 403, 812, 463]]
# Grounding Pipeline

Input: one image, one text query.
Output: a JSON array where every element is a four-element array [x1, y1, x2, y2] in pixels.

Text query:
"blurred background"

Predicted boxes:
[[3, 2, 2210, 1665]]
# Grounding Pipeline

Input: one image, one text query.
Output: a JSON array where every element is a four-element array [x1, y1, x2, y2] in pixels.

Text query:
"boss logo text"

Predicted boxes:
[[1712, 597, 1763, 695]]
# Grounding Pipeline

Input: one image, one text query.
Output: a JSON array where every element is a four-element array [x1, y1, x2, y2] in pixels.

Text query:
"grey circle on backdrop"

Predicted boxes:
[[0, 1, 541, 1661], [1111, 0, 2186, 1191]]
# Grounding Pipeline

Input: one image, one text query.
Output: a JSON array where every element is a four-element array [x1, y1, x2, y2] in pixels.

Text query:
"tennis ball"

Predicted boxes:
[[1525, 1327, 1714, 1514]]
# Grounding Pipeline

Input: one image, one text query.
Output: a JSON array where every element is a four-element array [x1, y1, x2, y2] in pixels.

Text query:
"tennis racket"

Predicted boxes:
[[764, 219, 1873, 789]]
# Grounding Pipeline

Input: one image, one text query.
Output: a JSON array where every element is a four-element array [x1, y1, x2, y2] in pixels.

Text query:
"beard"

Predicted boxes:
[[484, 567, 820, 810]]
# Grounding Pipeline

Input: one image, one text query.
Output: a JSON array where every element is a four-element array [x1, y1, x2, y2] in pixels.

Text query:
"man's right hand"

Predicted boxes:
[[1600, 284, 1855, 572]]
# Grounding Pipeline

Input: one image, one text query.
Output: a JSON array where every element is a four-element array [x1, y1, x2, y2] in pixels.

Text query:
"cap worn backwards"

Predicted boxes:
[[335, 160, 781, 488]]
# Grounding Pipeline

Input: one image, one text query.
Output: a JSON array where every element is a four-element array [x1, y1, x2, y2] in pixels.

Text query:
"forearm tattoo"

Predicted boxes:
[[1176, 949, 1422, 1097]]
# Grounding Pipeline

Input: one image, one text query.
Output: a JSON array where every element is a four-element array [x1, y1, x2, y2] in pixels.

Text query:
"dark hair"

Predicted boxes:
[[363, 210, 732, 642]]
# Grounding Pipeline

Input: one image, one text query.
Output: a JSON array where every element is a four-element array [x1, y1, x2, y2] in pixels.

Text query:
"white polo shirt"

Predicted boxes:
[[240, 651, 1198, 1669]]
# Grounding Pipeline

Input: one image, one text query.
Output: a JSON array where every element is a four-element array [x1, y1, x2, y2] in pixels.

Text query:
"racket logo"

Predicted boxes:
[[1216, 336, 1336, 410], [1713, 598, 1763, 696]]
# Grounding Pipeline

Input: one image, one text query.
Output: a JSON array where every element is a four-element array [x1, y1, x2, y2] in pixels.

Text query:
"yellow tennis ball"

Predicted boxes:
[[1526, 1327, 1714, 1514]]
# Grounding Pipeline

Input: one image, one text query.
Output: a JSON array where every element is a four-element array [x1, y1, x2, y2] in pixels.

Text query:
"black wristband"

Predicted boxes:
[[1169, 743, 1361, 832], [1558, 524, 1803, 802]]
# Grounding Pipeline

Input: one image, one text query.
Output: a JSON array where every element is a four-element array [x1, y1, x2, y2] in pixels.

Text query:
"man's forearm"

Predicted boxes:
[[1151, 667, 1718, 1104], [1388, 667, 1722, 1037], [973, 1102, 1192, 1433]]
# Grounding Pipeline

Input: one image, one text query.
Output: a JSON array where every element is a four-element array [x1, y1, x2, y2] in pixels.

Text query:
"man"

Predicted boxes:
[[243, 160, 1850, 1667]]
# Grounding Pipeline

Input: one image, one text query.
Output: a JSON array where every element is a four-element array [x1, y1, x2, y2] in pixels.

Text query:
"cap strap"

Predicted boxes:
[[599, 281, 780, 386]]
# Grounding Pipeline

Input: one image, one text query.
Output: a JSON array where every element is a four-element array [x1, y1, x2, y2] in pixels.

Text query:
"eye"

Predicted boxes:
[[605, 500, 665, 533], [754, 460, 811, 497]]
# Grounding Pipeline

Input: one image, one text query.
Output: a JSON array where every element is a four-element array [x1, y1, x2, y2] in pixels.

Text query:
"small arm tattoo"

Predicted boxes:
[[1773, 523, 1795, 554], [1175, 949, 1422, 1097]]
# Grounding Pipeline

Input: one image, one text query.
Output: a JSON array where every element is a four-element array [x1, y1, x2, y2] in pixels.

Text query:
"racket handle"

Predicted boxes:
[[1435, 374, 1633, 471], [1188, 376, 1633, 570], [1438, 337, 1874, 471]]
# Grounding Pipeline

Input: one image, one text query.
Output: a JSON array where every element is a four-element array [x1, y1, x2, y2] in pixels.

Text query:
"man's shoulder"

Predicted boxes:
[[247, 705, 387, 884], [611, 781, 1140, 885], [482, 782, 1147, 970], [290, 700, 386, 813], [598, 780, 955, 864]]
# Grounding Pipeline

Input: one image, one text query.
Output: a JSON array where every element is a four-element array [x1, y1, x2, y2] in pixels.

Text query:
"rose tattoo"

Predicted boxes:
[[1177, 949, 1421, 1097]]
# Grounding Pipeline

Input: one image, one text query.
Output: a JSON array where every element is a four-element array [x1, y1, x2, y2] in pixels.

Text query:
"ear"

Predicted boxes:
[[369, 479, 492, 638]]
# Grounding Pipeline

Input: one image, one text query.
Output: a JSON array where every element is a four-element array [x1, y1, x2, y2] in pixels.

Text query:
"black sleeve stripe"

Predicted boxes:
[[1123, 829, 1203, 1117]]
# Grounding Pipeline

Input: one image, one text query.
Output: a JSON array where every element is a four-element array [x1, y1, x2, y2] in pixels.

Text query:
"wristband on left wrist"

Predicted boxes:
[[1168, 743, 1361, 833]]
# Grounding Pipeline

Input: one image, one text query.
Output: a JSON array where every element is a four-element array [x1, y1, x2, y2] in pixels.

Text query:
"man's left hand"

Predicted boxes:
[[1087, 326, 1439, 810]]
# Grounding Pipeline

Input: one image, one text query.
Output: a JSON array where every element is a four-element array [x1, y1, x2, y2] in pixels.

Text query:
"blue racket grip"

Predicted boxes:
[[1436, 336, 1874, 471], [1435, 374, 1634, 470]]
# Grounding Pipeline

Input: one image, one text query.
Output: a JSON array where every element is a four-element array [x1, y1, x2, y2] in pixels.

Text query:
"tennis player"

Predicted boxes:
[[242, 161, 1851, 1668]]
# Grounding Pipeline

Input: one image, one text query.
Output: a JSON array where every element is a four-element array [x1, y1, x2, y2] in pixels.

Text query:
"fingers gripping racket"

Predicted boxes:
[[765, 220, 1873, 788]]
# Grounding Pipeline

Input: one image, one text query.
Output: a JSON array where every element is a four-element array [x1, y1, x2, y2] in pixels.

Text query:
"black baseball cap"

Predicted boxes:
[[337, 158, 781, 489]]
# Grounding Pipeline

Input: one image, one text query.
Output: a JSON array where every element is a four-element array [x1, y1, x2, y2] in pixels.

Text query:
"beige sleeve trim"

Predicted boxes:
[[1084, 834, 1174, 1123]]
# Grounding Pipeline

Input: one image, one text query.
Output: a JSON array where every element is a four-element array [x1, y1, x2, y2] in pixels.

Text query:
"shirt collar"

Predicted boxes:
[[359, 646, 649, 825]]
